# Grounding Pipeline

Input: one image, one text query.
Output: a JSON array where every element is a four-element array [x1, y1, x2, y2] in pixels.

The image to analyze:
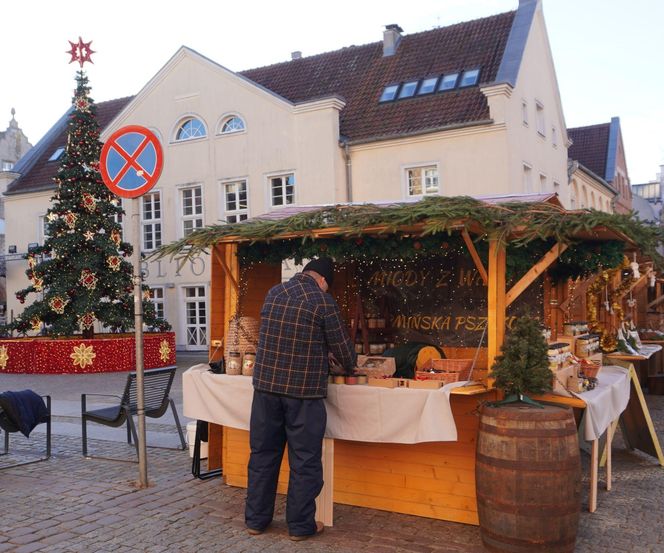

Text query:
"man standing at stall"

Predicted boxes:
[[245, 257, 356, 541]]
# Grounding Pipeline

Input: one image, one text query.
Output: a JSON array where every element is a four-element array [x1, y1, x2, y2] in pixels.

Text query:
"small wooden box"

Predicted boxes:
[[367, 377, 398, 388], [407, 379, 443, 389]]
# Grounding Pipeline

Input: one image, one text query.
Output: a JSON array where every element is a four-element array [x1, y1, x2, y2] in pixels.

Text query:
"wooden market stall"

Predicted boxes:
[[163, 194, 664, 525]]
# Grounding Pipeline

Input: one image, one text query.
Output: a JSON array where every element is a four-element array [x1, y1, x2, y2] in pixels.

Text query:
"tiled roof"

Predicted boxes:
[[241, 11, 516, 142], [568, 123, 610, 182], [5, 97, 133, 196]]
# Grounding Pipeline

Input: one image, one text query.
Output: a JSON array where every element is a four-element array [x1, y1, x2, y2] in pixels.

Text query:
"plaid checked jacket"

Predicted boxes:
[[252, 273, 356, 399]]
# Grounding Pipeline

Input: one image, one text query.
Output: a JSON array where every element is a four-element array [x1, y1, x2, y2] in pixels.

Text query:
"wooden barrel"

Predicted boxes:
[[476, 403, 581, 553]]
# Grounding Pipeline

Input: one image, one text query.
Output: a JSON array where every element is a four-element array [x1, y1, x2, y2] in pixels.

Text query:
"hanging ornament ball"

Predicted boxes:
[[413, 241, 422, 250], [355, 238, 364, 246], [441, 242, 449, 249]]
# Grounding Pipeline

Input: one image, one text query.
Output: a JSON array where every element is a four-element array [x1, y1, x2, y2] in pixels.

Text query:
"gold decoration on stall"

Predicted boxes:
[[70, 343, 96, 368], [0, 345, 9, 369], [159, 339, 171, 362], [586, 266, 635, 352]]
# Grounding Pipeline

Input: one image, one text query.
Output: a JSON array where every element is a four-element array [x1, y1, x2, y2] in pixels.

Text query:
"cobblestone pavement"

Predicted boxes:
[[1, 361, 664, 552]]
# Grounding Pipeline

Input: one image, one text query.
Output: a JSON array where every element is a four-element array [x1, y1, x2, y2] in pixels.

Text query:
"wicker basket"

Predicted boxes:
[[580, 359, 601, 379], [423, 358, 473, 381], [225, 316, 259, 371], [355, 355, 396, 378]]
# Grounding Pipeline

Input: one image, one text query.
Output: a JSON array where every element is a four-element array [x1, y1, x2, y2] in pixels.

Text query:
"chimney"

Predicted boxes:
[[291, 51, 302, 60], [383, 24, 403, 57]]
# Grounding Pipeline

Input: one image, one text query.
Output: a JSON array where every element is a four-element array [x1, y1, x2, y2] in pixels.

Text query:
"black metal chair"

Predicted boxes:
[[81, 366, 186, 459], [0, 394, 51, 469]]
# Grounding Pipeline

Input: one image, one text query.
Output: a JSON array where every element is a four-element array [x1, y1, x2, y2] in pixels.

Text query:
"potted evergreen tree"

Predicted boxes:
[[475, 315, 581, 553], [489, 314, 552, 406]]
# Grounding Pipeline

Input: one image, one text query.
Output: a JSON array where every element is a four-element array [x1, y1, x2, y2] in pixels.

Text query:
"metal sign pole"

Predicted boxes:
[[99, 124, 163, 490], [132, 197, 148, 487]]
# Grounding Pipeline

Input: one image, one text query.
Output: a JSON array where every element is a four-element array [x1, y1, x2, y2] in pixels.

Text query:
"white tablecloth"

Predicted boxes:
[[183, 364, 463, 443], [636, 344, 662, 359], [571, 365, 631, 441]]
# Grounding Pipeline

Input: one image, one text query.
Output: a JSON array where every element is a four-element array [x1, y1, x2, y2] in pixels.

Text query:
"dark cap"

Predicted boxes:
[[303, 257, 335, 287]]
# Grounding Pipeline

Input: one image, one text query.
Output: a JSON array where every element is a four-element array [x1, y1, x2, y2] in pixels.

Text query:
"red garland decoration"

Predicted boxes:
[[0, 333, 176, 374]]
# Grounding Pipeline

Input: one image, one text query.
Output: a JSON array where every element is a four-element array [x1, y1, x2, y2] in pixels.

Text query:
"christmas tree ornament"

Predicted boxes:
[[107, 256, 122, 271], [110, 229, 121, 246], [83, 230, 95, 241], [63, 212, 78, 229], [79, 269, 98, 290], [30, 318, 42, 332], [78, 312, 96, 330], [49, 296, 69, 314], [82, 193, 96, 211]]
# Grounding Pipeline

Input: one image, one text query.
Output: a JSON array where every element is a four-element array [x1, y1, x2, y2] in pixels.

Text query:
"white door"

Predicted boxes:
[[183, 286, 207, 351]]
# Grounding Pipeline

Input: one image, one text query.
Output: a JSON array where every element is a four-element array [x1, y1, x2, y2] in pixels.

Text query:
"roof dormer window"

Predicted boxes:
[[48, 147, 65, 162], [438, 73, 459, 92], [417, 77, 438, 95], [379, 84, 400, 102], [398, 80, 418, 99], [459, 69, 480, 87]]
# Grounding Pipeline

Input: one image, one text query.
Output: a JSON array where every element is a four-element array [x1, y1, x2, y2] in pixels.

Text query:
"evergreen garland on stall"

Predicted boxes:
[[154, 196, 661, 276], [9, 70, 170, 338]]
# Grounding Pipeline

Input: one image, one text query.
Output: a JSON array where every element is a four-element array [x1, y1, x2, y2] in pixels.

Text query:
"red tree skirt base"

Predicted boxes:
[[0, 332, 176, 374]]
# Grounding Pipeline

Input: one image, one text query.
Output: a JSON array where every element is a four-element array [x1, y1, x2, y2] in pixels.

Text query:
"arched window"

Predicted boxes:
[[590, 191, 596, 209], [220, 115, 245, 134], [571, 180, 578, 210], [175, 117, 207, 141], [582, 186, 588, 209]]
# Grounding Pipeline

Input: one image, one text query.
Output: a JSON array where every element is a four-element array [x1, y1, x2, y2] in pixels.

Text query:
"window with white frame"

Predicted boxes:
[[270, 174, 295, 207], [141, 191, 162, 251], [523, 164, 533, 193], [222, 180, 248, 223], [175, 117, 207, 141], [220, 115, 245, 134], [39, 215, 49, 244], [1, 160, 13, 171], [181, 186, 204, 236], [521, 100, 528, 126], [406, 165, 439, 197], [149, 286, 165, 320], [535, 101, 545, 136], [539, 174, 547, 193]]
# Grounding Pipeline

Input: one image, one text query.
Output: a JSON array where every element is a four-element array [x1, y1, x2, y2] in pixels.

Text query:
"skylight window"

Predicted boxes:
[[417, 77, 438, 95], [48, 147, 65, 162], [379, 84, 400, 102], [459, 69, 480, 87], [438, 73, 459, 91], [398, 81, 418, 99]]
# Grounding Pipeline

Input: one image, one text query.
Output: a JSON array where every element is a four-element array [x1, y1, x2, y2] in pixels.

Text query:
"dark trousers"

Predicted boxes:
[[245, 390, 326, 536]]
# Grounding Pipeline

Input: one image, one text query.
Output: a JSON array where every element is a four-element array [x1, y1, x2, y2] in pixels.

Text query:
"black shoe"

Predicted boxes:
[[289, 521, 324, 541]]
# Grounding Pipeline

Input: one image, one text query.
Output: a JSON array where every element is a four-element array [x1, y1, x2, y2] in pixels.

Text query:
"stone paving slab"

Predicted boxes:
[[1, 355, 664, 552]]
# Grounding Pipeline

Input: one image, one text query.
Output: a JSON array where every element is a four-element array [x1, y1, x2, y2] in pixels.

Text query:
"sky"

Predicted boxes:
[[2, 0, 662, 183]]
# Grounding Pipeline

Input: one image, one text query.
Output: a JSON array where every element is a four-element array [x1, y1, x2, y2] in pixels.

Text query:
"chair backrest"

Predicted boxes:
[[121, 366, 177, 416]]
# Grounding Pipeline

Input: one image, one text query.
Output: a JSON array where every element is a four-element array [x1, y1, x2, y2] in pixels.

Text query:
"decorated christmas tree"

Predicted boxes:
[[489, 315, 552, 399], [11, 43, 169, 338]]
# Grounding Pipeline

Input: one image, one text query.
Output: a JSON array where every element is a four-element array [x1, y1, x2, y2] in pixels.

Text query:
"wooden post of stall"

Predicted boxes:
[[487, 238, 507, 383]]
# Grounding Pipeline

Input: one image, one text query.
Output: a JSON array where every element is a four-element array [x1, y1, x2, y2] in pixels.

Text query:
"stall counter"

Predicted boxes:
[[183, 364, 496, 526]]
